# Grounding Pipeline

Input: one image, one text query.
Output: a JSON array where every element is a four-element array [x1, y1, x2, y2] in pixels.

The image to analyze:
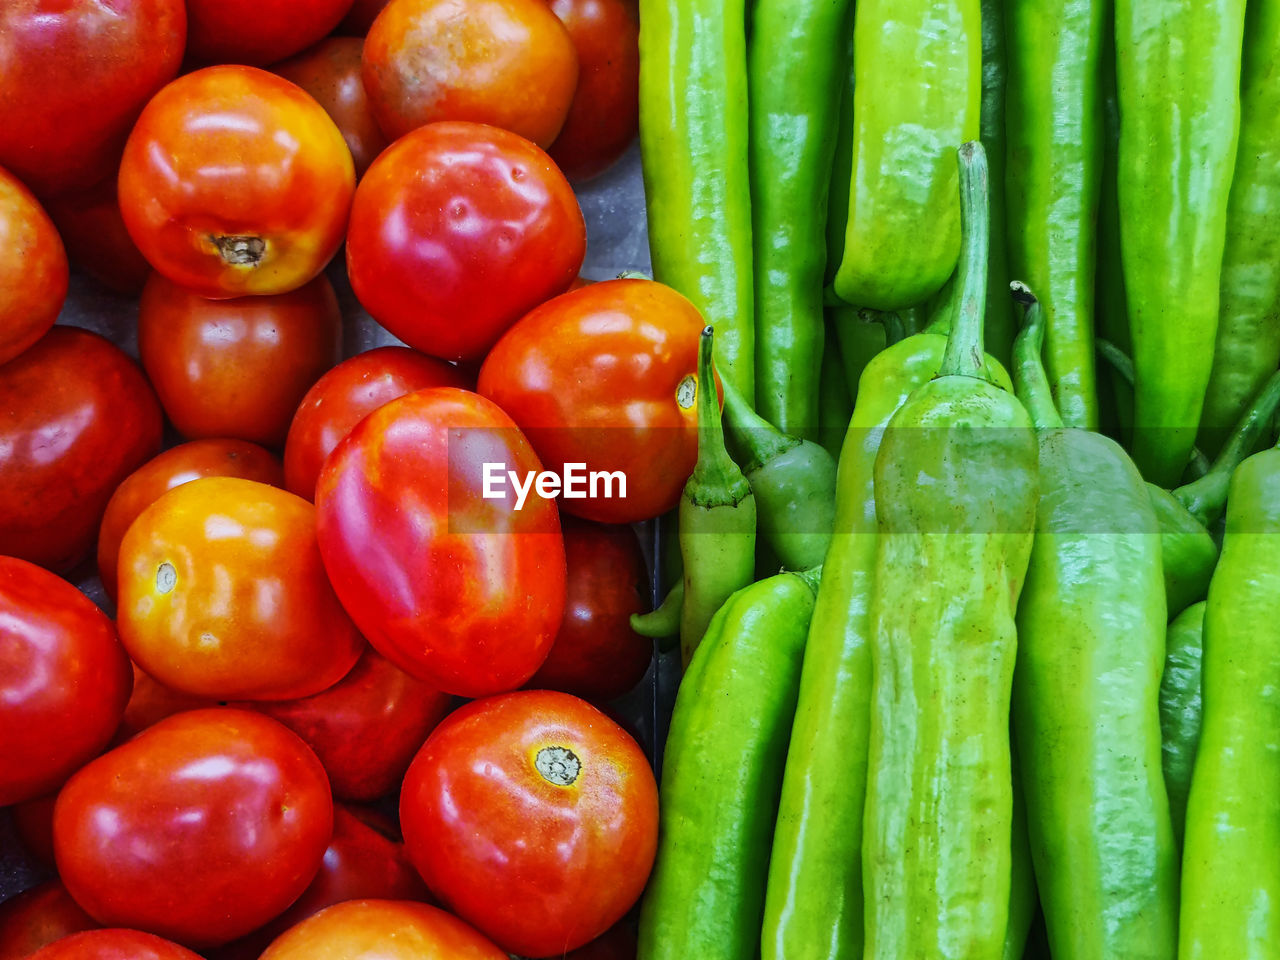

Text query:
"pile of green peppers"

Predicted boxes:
[[633, 0, 1280, 956]]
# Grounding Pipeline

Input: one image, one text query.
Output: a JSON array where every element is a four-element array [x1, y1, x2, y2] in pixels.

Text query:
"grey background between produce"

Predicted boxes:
[[0, 141, 683, 904]]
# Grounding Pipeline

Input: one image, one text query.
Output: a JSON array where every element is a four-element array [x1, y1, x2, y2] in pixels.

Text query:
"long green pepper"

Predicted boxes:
[[1160, 600, 1205, 849]]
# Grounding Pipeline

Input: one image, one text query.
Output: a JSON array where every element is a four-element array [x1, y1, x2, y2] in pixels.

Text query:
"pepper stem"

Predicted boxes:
[[687, 326, 752, 507], [938, 141, 990, 380], [1010, 283, 1064, 431], [719, 371, 798, 475]]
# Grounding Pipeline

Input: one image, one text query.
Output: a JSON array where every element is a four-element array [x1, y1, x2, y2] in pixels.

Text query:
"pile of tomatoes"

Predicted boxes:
[[0, 1, 705, 957]]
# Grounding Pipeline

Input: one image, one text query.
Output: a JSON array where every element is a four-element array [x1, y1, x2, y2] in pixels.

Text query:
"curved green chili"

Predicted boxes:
[[1160, 599, 1205, 850]]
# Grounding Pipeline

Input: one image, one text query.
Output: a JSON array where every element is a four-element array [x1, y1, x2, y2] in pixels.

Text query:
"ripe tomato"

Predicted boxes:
[[117, 477, 363, 701], [29, 930, 203, 960], [118, 66, 355, 299], [258, 900, 506, 960], [274, 39, 388, 179], [0, 0, 185, 198], [339, 0, 390, 33], [53, 709, 334, 949], [527, 518, 651, 700], [345, 122, 585, 362], [0, 558, 132, 806], [116, 664, 216, 743], [0, 327, 162, 572], [138, 273, 342, 447], [0, 881, 98, 960], [185, 0, 355, 66], [0, 166, 66, 365], [400, 691, 658, 956], [43, 174, 151, 297], [97, 439, 284, 601], [242, 646, 453, 802], [363, 0, 577, 148], [547, 0, 640, 181], [316, 388, 566, 697], [478, 279, 708, 524], [283, 346, 468, 500]]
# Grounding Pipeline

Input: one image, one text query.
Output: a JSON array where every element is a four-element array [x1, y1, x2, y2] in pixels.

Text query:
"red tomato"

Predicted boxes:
[[283, 346, 468, 500], [43, 174, 151, 297], [316, 388, 566, 697], [0, 0, 185, 198], [0, 166, 67, 365], [345, 122, 585, 362], [210, 806, 431, 960], [138, 273, 342, 447], [258, 900, 505, 960], [338, 0, 390, 33], [185, 0, 355, 66], [273, 38, 389, 179], [0, 880, 98, 960], [97, 439, 284, 601], [0, 327, 162, 572], [363, 0, 577, 148], [0, 557, 132, 806], [29, 930, 203, 960], [117, 477, 363, 701], [53, 709, 334, 949], [547, 0, 640, 181], [242, 646, 453, 802], [400, 690, 658, 956], [477, 279, 708, 524], [115, 664, 217, 743], [527, 518, 651, 700], [118, 66, 355, 299]]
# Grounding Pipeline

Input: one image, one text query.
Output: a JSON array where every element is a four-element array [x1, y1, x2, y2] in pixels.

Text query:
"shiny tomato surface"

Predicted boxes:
[[118, 66, 355, 299], [0, 327, 161, 572], [345, 122, 585, 362], [478, 278, 708, 523], [185, 0, 355, 65], [0, 558, 132, 806], [258, 900, 506, 960], [274, 38, 388, 179], [316, 388, 566, 697], [244, 646, 453, 801], [117, 477, 363, 701], [28, 930, 204, 960], [43, 174, 150, 297], [53, 708, 334, 949], [528, 518, 651, 700], [97, 439, 284, 601], [547, 0, 640, 181], [138, 272, 342, 446], [284, 346, 468, 500], [0, 881, 98, 960], [0, 0, 185, 197], [400, 690, 658, 956], [0, 166, 67, 365], [363, 0, 578, 148]]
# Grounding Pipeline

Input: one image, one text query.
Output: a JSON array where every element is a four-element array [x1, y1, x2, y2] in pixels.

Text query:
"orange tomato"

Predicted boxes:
[[0, 166, 66, 365], [259, 900, 506, 960]]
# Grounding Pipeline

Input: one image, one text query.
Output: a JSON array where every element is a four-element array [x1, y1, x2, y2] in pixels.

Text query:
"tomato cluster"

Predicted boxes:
[[0, 1, 695, 956]]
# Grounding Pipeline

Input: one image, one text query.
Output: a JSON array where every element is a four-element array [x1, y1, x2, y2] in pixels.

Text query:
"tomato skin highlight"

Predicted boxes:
[[316, 387, 566, 698], [0, 166, 67, 366]]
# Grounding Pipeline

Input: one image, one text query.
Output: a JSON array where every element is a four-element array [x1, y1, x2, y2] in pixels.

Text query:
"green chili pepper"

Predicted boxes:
[[1116, 0, 1247, 485], [863, 142, 1038, 960], [630, 580, 682, 644], [1005, 0, 1105, 430], [1179, 445, 1280, 958], [718, 375, 836, 572], [763, 145, 1012, 959], [817, 331, 853, 462], [637, 568, 819, 960], [638, 0, 753, 401], [831, 0, 981, 310], [1009, 284, 1178, 960], [824, 14, 855, 281], [1160, 600, 1205, 850], [674, 327, 756, 667], [979, 0, 1014, 369], [1197, 0, 1280, 458], [748, 0, 854, 438]]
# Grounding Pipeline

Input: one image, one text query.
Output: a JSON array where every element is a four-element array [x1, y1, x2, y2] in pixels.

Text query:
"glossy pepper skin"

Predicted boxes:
[[1180, 447, 1280, 958], [832, 0, 980, 310], [863, 143, 1038, 960], [747, 0, 853, 438], [637, 569, 819, 960], [1009, 290, 1178, 960], [1160, 600, 1205, 849], [1005, 0, 1105, 430], [1197, 0, 1280, 457], [638, 0, 753, 401], [1116, 0, 1247, 485]]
